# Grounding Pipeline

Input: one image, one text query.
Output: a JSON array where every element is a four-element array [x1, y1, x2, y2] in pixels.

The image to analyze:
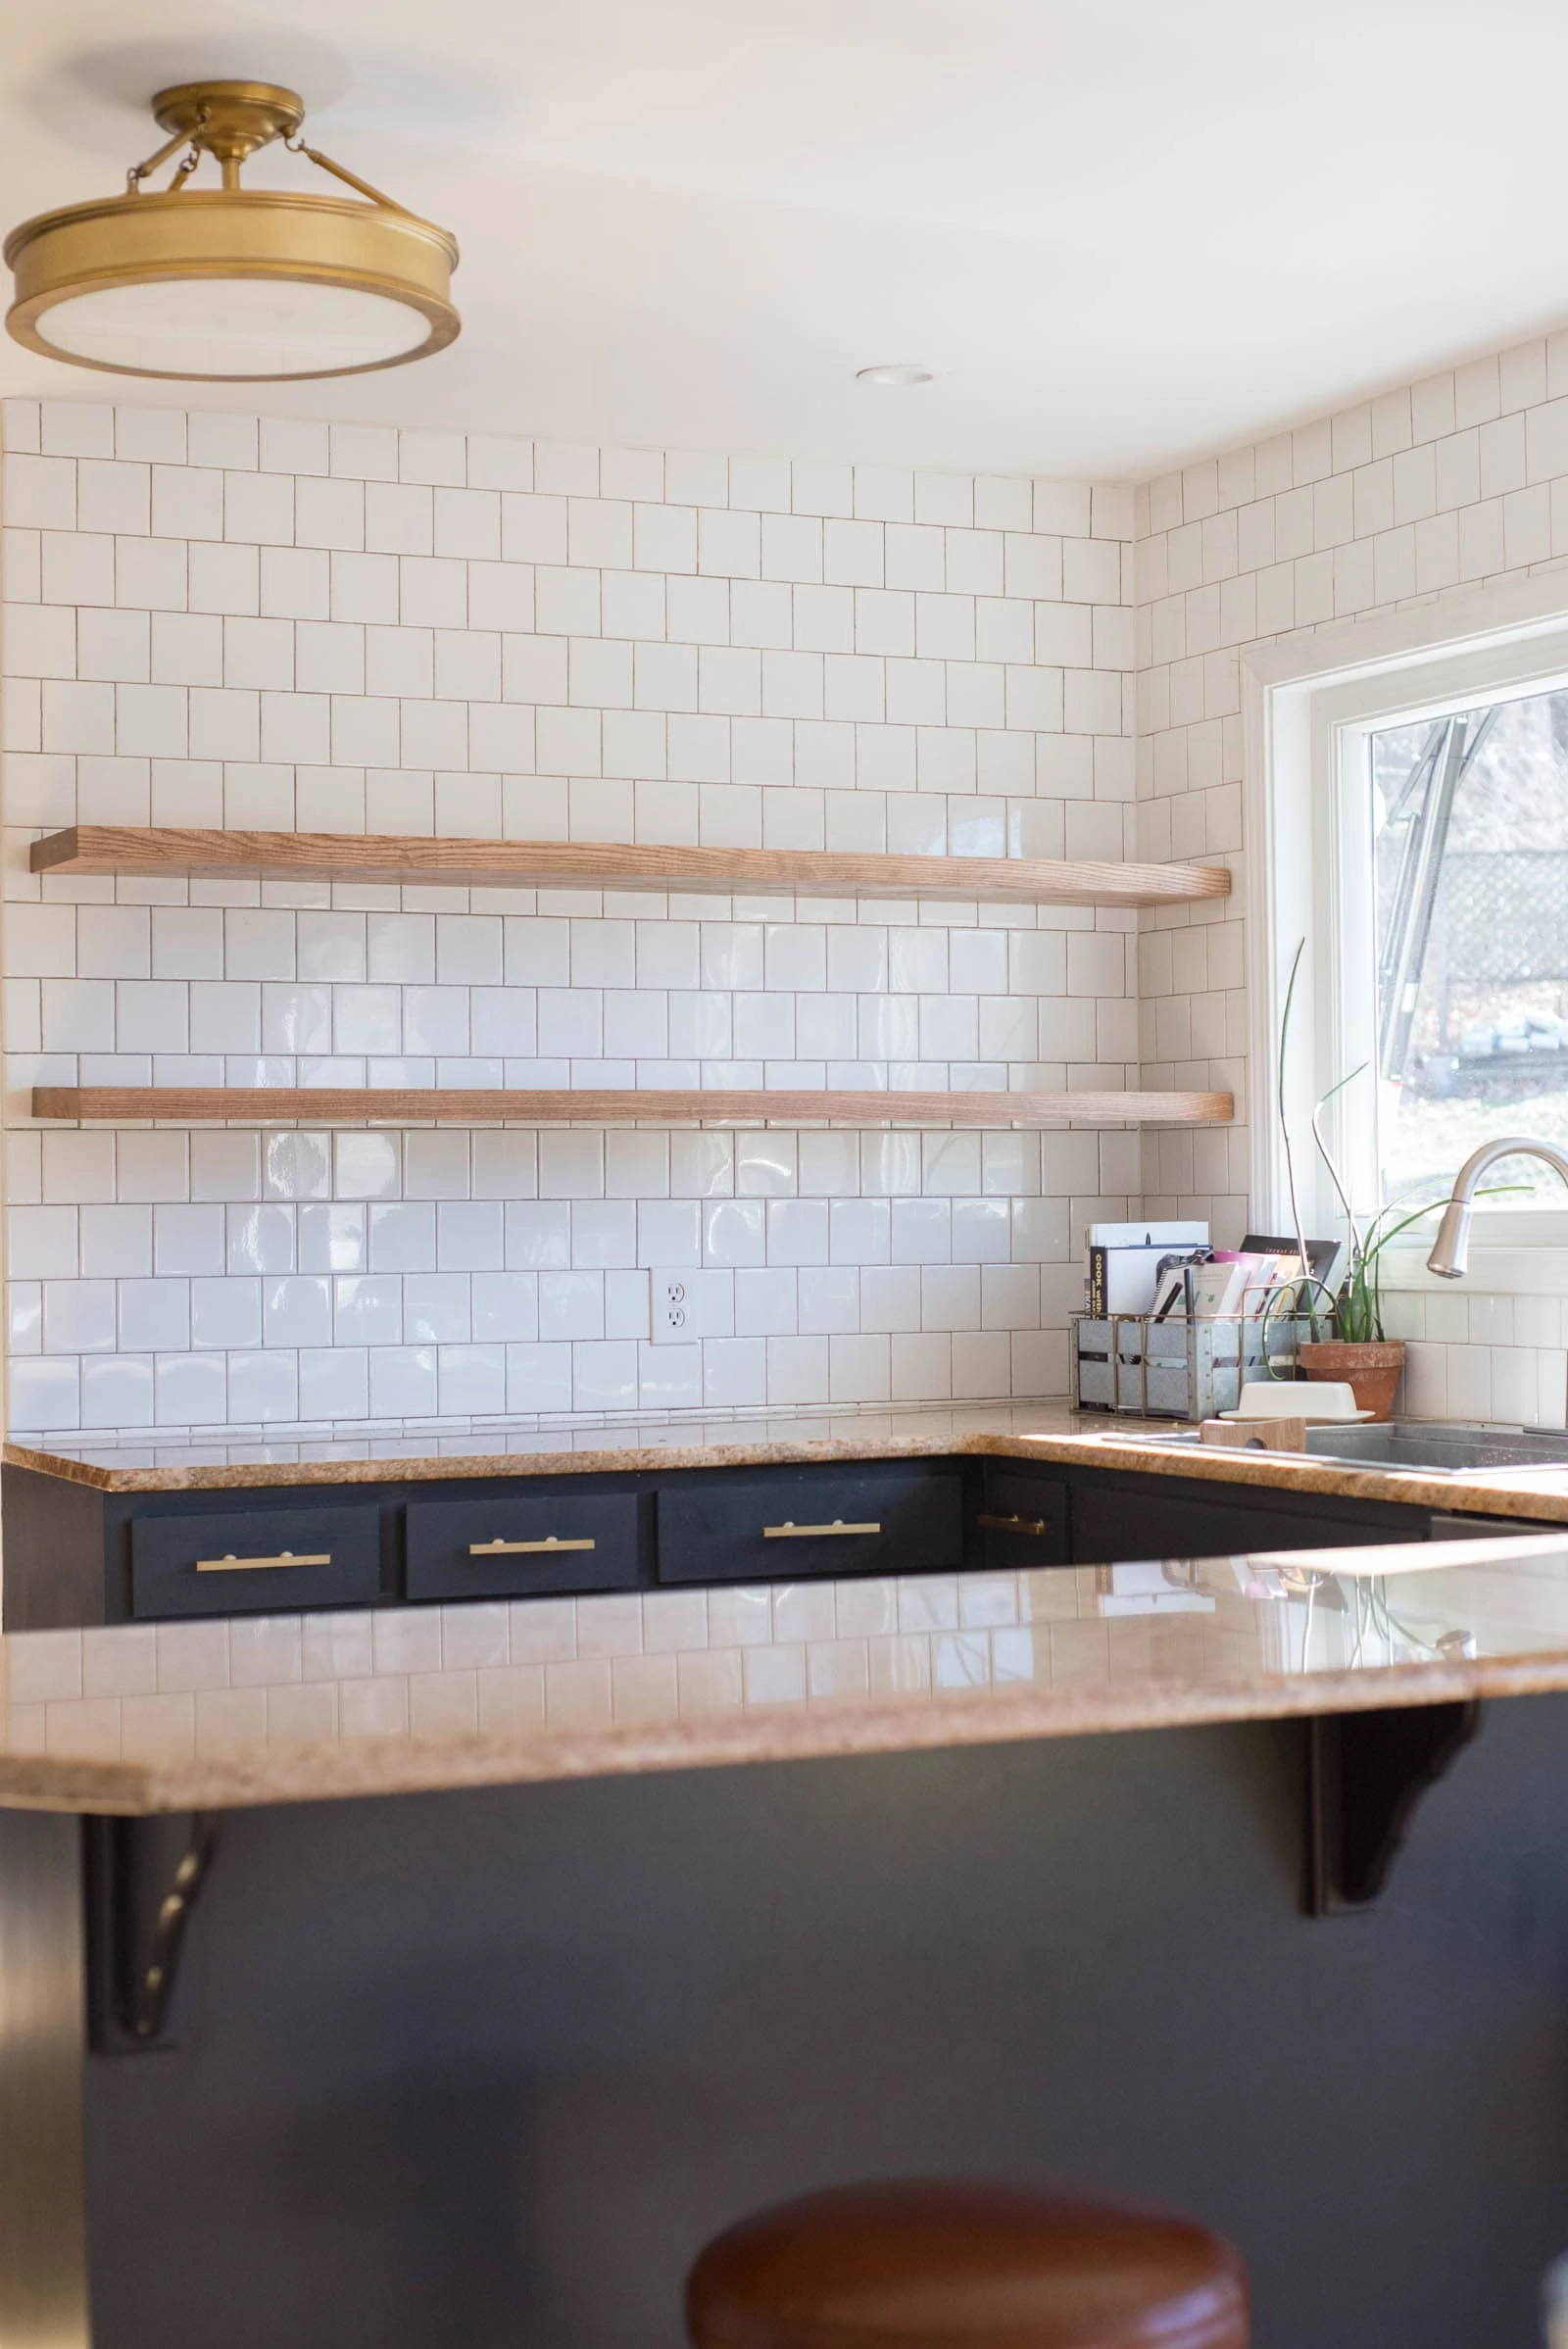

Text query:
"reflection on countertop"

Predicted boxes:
[[5, 1528, 1568, 1816]]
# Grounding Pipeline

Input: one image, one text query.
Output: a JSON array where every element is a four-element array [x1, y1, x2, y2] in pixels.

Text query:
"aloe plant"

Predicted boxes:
[[1281, 938, 1516, 1344], [1274, 941, 1340, 1337], [1313, 1093, 1519, 1340], [1325, 1192, 1448, 1343]]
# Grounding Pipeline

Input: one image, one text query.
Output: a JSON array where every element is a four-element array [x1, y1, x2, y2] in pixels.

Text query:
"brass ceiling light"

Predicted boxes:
[[4, 80, 460, 381]]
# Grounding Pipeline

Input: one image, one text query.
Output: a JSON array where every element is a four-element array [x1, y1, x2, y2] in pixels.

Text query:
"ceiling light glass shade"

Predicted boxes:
[[34, 277, 431, 378], [4, 84, 459, 383]]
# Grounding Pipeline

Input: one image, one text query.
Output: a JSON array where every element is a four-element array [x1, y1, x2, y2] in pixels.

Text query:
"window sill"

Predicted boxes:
[[1380, 1230, 1568, 1293]]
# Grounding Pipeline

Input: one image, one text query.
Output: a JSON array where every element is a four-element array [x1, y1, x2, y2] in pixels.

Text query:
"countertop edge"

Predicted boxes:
[[11, 1425, 1568, 1523], [0, 1648, 1550, 1818], [2, 1429, 984, 1491]]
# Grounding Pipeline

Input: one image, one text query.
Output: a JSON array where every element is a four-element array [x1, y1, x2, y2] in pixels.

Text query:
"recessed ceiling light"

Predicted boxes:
[[857, 363, 935, 387]]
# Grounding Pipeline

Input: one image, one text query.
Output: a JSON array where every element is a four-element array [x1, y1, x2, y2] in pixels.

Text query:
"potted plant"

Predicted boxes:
[[1294, 1197, 1421, 1420]]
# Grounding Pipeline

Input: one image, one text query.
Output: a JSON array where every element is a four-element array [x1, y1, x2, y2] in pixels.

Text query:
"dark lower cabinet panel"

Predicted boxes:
[[657, 1466, 963, 1583], [1, 1464, 111, 1627], [129, 1503, 383, 1619], [1068, 1474, 1433, 1565], [407, 1491, 643, 1600], [10, 1448, 1561, 1628], [84, 1700, 1568, 2349]]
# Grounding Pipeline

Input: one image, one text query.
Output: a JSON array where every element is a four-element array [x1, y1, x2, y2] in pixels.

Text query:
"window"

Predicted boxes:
[[1369, 686, 1568, 1204], [1244, 575, 1568, 1248]]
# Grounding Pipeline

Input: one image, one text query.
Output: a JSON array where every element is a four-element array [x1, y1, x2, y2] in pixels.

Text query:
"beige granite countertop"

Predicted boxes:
[[5, 1399, 1069, 1491], [11, 1397, 1568, 1526], [4, 1529, 1568, 1815]]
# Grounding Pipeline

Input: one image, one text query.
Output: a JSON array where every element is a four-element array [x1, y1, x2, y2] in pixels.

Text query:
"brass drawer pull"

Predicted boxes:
[[977, 1512, 1049, 1538], [467, 1536, 597, 1555], [196, 1549, 330, 1573], [762, 1519, 881, 1539]]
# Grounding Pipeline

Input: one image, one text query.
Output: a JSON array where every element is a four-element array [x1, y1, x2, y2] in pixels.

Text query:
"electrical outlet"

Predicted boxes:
[[649, 1270, 733, 1345], [655, 1272, 692, 1342]]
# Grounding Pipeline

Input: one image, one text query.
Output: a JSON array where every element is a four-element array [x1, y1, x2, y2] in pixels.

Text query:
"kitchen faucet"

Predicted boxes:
[[1425, 1136, 1568, 1277]]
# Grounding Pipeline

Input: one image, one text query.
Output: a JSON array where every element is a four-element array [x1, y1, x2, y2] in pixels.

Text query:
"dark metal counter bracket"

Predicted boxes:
[[1306, 1700, 1482, 1915], [86, 1812, 220, 2053]]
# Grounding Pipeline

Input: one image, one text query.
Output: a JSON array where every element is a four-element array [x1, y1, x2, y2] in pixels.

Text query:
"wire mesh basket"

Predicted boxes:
[[1071, 1304, 1318, 1419]]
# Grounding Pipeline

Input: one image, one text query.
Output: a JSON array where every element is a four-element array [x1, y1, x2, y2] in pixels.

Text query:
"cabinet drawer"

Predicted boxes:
[[130, 1502, 382, 1620], [406, 1491, 641, 1599], [657, 1468, 962, 1585], [978, 1471, 1069, 1568]]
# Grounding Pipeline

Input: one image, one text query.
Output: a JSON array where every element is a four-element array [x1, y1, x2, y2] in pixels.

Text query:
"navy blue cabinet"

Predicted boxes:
[[0, 1446, 1544, 1630], [406, 1489, 643, 1600], [656, 1466, 963, 1585], [129, 1502, 382, 1619]]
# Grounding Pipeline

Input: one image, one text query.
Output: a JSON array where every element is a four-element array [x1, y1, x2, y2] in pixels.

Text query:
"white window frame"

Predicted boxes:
[[1243, 569, 1568, 1291]]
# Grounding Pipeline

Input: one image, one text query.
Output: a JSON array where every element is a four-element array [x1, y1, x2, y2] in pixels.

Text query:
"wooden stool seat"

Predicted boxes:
[[685, 2179, 1249, 2349]]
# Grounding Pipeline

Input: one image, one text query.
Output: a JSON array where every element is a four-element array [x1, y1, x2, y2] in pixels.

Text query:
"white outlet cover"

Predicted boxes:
[[649, 1269, 734, 1344]]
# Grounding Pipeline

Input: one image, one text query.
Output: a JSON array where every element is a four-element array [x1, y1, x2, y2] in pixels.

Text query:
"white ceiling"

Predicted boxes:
[[5, 0, 1568, 479]]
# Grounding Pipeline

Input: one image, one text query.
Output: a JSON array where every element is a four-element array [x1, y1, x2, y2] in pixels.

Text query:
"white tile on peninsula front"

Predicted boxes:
[[707, 1585, 772, 1648], [933, 1631, 991, 1688], [611, 1652, 679, 1724], [82, 1624, 159, 1698], [44, 1697, 122, 1760], [265, 1681, 340, 1745], [833, 1578, 898, 1639], [229, 1615, 305, 1688], [340, 1675, 409, 1739], [433, 1603, 511, 1673], [301, 1612, 374, 1683], [194, 1687, 270, 1749], [807, 1638, 871, 1699], [544, 1658, 613, 1727], [371, 1608, 443, 1677], [676, 1647, 744, 1713], [408, 1669, 479, 1738], [742, 1641, 807, 1705], [4, 1628, 85, 1704], [641, 1590, 710, 1652], [508, 1598, 577, 1665], [476, 1664, 546, 1733], [771, 1583, 836, 1644], [155, 1620, 231, 1692]]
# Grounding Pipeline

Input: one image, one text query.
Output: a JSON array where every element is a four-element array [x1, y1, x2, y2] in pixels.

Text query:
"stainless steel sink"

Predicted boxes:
[[1300, 1421, 1568, 1473], [1100, 1419, 1568, 1474]]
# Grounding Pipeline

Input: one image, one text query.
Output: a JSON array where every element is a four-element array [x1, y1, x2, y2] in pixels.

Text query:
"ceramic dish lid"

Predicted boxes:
[[1221, 1379, 1372, 1423]]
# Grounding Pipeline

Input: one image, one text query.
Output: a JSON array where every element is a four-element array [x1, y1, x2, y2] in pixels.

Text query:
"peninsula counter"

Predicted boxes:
[[5, 1531, 1568, 2349]]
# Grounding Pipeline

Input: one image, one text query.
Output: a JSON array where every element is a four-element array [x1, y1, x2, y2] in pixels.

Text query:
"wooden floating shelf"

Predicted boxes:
[[30, 827, 1232, 909], [31, 1087, 1234, 1130]]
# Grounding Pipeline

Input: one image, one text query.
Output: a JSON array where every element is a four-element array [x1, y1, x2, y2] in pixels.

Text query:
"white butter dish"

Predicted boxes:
[[1220, 1380, 1372, 1424]]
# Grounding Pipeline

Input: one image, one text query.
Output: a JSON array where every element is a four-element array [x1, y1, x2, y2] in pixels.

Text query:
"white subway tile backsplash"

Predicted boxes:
[[1134, 324, 1568, 1424], [3, 402, 1142, 1431]]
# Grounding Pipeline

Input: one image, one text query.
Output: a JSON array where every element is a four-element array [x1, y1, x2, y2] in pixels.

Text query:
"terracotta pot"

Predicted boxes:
[[1297, 1339, 1406, 1422]]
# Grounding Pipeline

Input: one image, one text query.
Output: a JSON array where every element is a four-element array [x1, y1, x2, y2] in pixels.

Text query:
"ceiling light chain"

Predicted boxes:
[[125, 104, 413, 217], [125, 120, 205, 196]]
